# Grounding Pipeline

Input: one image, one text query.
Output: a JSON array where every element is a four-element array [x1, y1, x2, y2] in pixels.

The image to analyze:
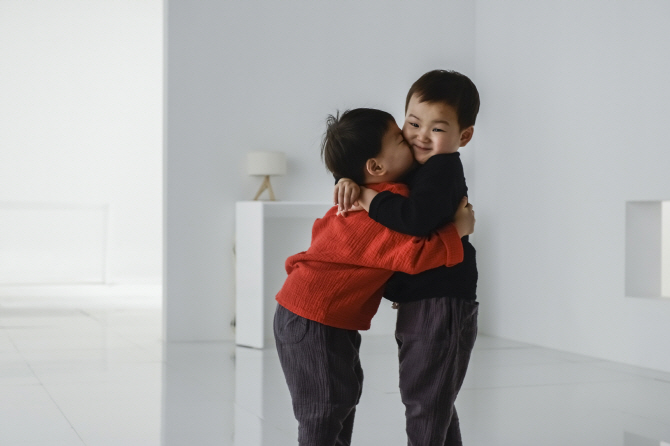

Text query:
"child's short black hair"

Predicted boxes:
[[405, 70, 480, 130], [321, 108, 395, 184]]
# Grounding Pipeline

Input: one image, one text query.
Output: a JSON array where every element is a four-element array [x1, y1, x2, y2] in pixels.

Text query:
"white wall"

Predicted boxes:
[[0, 1, 163, 285], [165, 0, 477, 341], [473, 0, 670, 371]]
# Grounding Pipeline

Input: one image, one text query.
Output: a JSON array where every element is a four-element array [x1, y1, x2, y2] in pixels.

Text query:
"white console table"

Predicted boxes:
[[235, 201, 332, 348]]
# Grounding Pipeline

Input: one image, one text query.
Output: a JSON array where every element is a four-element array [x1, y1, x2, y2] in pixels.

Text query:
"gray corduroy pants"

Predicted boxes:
[[396, 296, 479, 446], [274, 304, 363, 446]]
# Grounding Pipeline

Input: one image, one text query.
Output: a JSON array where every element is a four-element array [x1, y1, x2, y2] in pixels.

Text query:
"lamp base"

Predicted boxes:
[[253, 175, 276, 201]]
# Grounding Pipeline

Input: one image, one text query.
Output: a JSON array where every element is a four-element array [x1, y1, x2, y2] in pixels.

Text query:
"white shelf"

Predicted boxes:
[[625, 200, 670, 298], [234, 201, 333, 348]]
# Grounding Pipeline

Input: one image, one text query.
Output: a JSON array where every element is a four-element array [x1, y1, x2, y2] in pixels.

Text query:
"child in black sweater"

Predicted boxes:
[[335, 70, 479, 445]]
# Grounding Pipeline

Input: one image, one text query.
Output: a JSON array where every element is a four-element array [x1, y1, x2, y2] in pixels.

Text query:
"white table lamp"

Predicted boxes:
[[247, 151, 287, 201]]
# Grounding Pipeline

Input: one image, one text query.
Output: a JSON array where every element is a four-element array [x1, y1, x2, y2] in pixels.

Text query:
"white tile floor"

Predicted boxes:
[[2, 299, 670, 446]]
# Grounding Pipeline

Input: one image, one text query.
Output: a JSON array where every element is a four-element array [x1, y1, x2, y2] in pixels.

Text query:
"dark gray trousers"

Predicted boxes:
[[396, 297, 479, 446], [274, 304, 363, 446]]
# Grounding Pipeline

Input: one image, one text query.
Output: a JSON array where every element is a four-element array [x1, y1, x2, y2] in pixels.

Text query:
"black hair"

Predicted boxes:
[[405, 70, 480, 130], [320, 108, 395, 184]]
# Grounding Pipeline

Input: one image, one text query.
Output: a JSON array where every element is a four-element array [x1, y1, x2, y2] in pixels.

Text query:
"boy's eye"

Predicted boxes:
[[433, 128, 445, 132], [409, 122, 419, 128]]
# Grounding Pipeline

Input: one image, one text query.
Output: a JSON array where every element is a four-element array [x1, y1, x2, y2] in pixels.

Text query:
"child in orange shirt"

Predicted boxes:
[[274, 108, 474, 446]]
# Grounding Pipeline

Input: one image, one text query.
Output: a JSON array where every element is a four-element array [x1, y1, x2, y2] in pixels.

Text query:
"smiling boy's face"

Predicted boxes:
[[402, 94, 473, 164]]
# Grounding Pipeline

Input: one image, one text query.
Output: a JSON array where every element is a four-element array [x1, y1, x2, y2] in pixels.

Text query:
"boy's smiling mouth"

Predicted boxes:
[[412, 144, 431, 152]]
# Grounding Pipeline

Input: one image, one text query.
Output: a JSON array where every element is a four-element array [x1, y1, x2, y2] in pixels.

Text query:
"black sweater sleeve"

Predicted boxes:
[[368, 153, 465, 237]]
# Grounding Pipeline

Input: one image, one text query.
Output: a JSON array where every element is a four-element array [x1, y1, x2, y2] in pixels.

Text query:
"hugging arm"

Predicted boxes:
[[369, 157, 461, 237], [343, 222, 465, 273]]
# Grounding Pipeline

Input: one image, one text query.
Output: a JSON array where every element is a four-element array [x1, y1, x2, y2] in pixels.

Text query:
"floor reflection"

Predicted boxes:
[[161, 341, 296, 446], [162, 342, 235, 446], [160, 334, 670, 446], [625, 432, 670, 446], [2, 304, 669, 445]]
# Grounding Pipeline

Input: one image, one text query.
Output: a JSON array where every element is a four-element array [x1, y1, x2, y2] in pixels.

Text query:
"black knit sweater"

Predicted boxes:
[[369, 152, 477, 303]]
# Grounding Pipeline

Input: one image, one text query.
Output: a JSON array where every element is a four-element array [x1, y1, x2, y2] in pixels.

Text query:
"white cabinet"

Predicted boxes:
[[235, 201, 332, 348]]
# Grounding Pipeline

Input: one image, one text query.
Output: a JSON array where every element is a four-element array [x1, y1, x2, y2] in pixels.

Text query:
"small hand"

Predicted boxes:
[[453, 196, 475, 237], [336, 203, 365, 217], [334, 178, 361, 217]]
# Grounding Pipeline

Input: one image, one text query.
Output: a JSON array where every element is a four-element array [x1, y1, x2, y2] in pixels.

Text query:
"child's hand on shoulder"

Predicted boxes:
[[453, 196, 475, 237], [336, 202, 365, 217], [334, 178, 360, 217]]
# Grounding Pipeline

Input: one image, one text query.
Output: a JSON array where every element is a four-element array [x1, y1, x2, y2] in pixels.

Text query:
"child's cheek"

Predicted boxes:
[[410, 144, 422, 161]]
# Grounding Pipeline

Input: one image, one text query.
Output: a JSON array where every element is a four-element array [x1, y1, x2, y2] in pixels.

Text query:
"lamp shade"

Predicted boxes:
[[247, 151, 287, 176]]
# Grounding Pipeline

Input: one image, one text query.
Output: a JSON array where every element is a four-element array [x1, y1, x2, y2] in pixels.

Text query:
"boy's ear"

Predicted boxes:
[[365, 158, 385, 177], [459, 126, 474, 147]]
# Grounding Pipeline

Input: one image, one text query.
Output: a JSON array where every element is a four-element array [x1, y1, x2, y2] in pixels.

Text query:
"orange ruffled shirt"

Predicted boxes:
[[275, 182, 464, 331]]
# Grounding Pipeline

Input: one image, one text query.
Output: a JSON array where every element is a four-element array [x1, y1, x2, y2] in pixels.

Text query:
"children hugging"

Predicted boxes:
[[274, 70, 480, 446]]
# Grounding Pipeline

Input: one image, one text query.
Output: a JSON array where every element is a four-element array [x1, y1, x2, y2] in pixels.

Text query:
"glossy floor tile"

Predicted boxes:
[[1, 298, 670, 445]]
